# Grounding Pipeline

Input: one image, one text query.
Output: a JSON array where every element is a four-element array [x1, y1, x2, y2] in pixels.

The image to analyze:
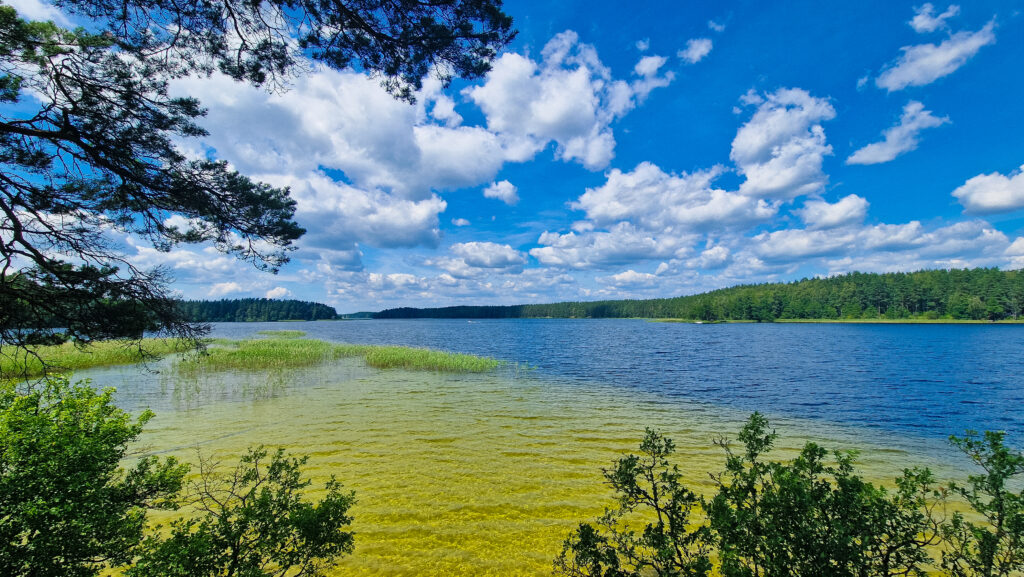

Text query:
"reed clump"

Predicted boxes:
[[173, 338, 349, 375], [175, 338, 500, 374], [256, 330, 308, 339], [362, 346, 501, 372], [1, 333, 500, 378], [0, 339, 195, 379]]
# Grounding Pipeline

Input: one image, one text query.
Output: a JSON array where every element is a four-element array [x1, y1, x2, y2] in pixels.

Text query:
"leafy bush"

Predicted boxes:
[[557, 413, 1024, 577], [0, 377, 355, 576], [0, 376, 187, 576], [129, 448, 355, 577], [941, 431, 1024, 577]]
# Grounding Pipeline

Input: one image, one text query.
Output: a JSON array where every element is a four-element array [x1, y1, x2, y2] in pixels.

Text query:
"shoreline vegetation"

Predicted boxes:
[[372, 268, 1024, 322], [0, 331, 500, 379], [650, 317, 1024, 324], [174, 268, 1024, 324]]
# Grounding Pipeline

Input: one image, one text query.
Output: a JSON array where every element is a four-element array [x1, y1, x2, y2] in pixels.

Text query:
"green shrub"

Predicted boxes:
[[0, 377, 356, 577], [0, 376, 187, 576], [558, 413, 1024, 577], [129, 448, 355, 577]]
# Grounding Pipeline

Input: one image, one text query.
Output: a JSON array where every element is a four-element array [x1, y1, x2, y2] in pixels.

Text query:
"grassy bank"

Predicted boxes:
[[175, 332, 501, 374], [0, 339, 195, 379]]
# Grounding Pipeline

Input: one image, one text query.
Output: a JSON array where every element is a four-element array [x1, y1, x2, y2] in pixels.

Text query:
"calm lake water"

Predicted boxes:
[[77, 319, 1024, 576], [209, 319, 1024, 446]]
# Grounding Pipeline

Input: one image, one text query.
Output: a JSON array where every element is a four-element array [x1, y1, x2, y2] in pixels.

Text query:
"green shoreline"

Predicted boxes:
[[649, 318, 1024, 324]]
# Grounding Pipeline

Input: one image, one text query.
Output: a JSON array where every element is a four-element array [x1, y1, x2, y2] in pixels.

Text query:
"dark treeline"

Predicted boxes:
[[375, 268, 1024, 321], [177, 299, 338, 322]]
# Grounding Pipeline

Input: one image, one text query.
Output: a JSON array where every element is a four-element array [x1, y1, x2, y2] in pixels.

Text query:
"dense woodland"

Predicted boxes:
[[375, 268, 1024, 321], [177, 299, 338, 322]]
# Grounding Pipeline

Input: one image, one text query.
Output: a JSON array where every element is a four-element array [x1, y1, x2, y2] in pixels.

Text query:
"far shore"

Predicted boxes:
[[650, 318, 1024, 324], [206, 317, 1024, 324]]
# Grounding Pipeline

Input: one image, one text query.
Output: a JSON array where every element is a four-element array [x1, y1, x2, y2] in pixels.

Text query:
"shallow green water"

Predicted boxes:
[[85, 358, 960, 576]]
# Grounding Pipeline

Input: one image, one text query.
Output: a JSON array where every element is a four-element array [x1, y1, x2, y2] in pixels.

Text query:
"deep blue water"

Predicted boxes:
[[208, 320, 1024, 445]]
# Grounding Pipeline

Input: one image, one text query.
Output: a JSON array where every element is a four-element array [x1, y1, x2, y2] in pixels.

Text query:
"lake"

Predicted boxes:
[[81, 319, 1024, 576], [208, 319, 1024, 445]]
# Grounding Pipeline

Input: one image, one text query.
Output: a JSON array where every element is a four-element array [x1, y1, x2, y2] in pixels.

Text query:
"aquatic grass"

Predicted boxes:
[[174, 338, 500, 374], [174, 338, 348, 375], [256, 330, 307, 338], [361, 346, 501, 372], [2, 335, 501, 380], [0, 338, 195, 379]]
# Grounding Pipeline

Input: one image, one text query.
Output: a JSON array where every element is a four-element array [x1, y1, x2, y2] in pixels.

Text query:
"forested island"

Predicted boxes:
[[375, 268, 1024, 322], [177, 298, 338, 322]]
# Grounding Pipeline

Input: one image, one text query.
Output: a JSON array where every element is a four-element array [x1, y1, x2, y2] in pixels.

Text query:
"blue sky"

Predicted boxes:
[[11, 0, 1024, 313]]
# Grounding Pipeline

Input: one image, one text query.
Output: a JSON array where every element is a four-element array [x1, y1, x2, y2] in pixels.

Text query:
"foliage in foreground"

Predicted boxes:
[[942, 432, 1024, 576], [0, 376, 354, 577], [128, 448, 355, 577], [0, 376, 187, 576], [556, 414, 1024, 577]]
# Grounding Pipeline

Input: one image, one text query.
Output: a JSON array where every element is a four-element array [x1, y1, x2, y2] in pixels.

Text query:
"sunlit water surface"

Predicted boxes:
[[77, 318, 1013, 576]]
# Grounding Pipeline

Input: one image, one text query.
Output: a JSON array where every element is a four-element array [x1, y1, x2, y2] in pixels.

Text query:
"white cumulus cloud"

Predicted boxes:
[[451, 242, 527, 269], [752, 228, 857, 262], [731, 88, 836, 200], [738, 219, 1010, 272], [464, 31, 672, 170], [876, 21, 995, 91], [600, 270, 659, 287], [310, 265, 580, 310], [679, 38, 713, 64], [573, 162, 776, 231], [530, 223, 695, 269], [266, 287, 293, 299], [797, 195, 870, 229], [483, 180, 519, 205], [634, 55, 666, 76], [209, 282, 245, 297], [910, 4, 961, 33], [174, 69, 506, 200], [1006, 237, 1024, 256], [952, 165, 1024, 214], [429, 242, 527, 277], [280, 172, 447, 257], [694, 245, 731, 269], [847, 101, 949, 165]]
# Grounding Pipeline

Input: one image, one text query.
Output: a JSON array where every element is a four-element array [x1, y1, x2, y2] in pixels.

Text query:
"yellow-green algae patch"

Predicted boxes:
[[112, 356, 960, 577]]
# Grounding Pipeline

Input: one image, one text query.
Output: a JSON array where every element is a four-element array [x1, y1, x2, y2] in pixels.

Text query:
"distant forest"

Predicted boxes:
[[178, 298, 338, 322], [375, 268, 1024, 322]]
